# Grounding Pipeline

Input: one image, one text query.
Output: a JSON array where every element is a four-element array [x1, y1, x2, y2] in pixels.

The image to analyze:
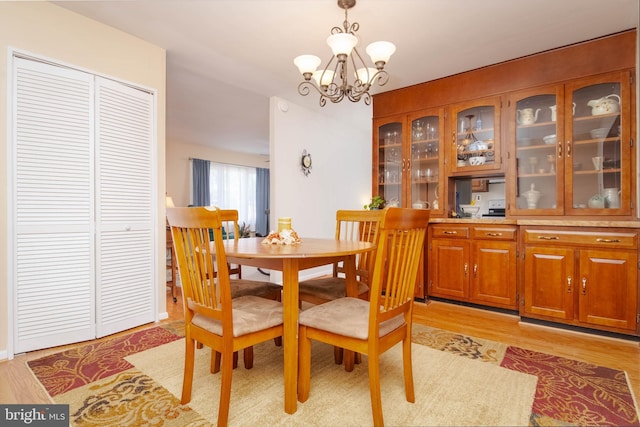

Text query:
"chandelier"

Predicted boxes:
[[293, 0, 396, 106]]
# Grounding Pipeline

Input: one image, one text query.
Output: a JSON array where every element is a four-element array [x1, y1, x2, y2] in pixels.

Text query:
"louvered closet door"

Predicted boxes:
[[95, 77, 154, 337], [12, 58, 95, 353]]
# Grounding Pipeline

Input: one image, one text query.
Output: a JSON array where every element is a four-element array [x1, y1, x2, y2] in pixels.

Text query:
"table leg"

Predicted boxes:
[[343, 254, 358, 297], [282, 258, 299, 414]]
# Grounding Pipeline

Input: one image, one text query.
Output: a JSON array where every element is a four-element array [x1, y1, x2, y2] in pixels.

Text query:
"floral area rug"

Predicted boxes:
[[413, 325, 640, 426], [27, 322, 639, 426]]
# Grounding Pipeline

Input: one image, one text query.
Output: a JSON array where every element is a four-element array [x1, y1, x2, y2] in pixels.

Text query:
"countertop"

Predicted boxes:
[[429, 217, 640, 228]]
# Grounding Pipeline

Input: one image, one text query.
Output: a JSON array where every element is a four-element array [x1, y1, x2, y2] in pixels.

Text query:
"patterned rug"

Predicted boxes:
[[27, 322, 639, 426]]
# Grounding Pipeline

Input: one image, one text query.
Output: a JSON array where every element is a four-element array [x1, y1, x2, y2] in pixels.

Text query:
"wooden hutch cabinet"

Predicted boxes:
[[372, 30, 638, 336]]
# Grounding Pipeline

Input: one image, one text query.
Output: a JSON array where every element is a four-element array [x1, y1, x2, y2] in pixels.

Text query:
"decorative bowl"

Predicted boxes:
[[459, 204, 480, 218], [475, 141, 488, 150], [468, 156, 486, 166], [590, 127, 609, 139], [543, 134, 557, 145]]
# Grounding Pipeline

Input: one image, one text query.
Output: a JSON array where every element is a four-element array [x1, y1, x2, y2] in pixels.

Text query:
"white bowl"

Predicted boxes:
[[459, 204, 480, 217], [590, 128, 609, 139], [468, 156, 486, 166], [543, 134, 557, 144], [475, 141, 488, 150]]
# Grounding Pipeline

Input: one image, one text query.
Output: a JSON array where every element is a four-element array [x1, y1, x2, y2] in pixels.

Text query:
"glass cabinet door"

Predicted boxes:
[[450, 96, 502, 174], [408, 109, 444, 215], [373, 118, 403, 207], [566, 72, 631, 215], [508, 85, 564, 215]]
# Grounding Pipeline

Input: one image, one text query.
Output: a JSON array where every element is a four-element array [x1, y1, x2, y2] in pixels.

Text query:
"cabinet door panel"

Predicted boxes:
[[578, 250, 638, 330], [524, 246, 575, 320], [430, 239, 469, 299], [471, 241, 517, 308]]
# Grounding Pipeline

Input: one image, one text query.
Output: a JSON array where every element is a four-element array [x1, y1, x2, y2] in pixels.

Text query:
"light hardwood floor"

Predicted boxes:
[[1, 288, 639, 407]]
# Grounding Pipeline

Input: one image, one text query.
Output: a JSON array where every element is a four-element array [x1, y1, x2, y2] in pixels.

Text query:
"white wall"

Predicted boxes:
[[0, 2, 166, 358], [268, 96, 372, 281]]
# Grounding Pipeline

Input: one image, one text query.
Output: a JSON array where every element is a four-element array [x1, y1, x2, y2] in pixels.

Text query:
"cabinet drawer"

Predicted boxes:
[[472, 226, 517, 241], [431, 225, 470, 239], [524, 229, 637, 249]]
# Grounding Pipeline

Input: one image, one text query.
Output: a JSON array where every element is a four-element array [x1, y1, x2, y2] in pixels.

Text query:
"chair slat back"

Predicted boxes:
[[335, 209, 384, 284], [368, 208, 430, 325], [218, 209, 240, 241], [166, 207, 232, 323]]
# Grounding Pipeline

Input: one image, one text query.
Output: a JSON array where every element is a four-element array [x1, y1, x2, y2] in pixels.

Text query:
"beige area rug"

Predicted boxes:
[[125, 337, 537, 426]]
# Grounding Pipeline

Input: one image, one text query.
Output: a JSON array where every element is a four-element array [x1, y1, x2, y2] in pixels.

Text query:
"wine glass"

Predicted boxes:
[[547, 154, 556, 174], [528, 157, 538, 174]]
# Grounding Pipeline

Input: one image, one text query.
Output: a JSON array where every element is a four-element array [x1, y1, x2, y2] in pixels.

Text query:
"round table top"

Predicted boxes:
[[221, 237, 375, 259]]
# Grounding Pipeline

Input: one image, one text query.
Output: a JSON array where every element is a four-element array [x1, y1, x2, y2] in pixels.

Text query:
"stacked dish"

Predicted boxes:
[[543, 134, 557, 144]]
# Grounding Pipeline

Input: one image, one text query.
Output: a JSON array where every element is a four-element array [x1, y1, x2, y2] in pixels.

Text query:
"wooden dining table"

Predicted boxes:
[[220, 236, 376, 414]]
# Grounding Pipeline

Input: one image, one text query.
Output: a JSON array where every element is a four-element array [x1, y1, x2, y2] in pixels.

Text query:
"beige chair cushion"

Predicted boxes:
[[191, 295, 283, 337], [298, 277, 369, 300], [230, 279, 282, 299], [298, 297, 404, 340]]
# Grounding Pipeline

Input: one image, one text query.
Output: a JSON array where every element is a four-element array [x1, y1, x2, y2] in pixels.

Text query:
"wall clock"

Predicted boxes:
[[301, 149, 312, 176]]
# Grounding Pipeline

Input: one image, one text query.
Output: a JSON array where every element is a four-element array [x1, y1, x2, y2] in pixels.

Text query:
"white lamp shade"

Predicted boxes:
[[356, 67, 377, 84], [313, 69, 335, 86], [326, 33, 358, 56], [294, 55, 321, 74], [366, 41, 396, 64]]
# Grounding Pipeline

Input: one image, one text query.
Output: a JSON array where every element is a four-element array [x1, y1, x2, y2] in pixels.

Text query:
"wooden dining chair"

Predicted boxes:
[[208, 209, 282, 369], [298, 209, 383, 364], [297, 207, 430, 427], [166, 207, 284, 427]]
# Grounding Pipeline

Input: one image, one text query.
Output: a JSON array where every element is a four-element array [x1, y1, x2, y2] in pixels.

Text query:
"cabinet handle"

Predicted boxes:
[[558, 141, 562, 157], [401, 159, 406, 171], [537, 236, 559, 240], [566, 140, 571, 157], [486, 232, 502, 237], [567, 276, 572, 292], [406, 158, 410, 171], [596, 238, 621, 243], [443, 231, 458, 235], [473, 263, 478, 277], [464, 263, 468, 277], [581, 277, 587, 295], [452, 131, 456, 144]]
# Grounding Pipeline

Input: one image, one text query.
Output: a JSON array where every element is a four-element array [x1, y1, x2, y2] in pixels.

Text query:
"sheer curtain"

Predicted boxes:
[[209, 162, 257, 228]]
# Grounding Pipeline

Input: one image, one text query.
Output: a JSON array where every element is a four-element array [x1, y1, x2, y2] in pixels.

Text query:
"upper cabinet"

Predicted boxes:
[[507, 71, 633, 216], [373, 108, 446, 216], [449, 96, 502, 175], [408, 108, 445, 214], [373, 115, 404, 208]]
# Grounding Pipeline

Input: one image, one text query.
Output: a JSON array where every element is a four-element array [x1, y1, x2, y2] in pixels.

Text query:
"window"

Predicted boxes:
[[209, 162, 257, 228]]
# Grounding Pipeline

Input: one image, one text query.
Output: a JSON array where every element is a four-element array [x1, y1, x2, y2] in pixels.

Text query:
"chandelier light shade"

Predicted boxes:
[[294, 0, 395, 106]]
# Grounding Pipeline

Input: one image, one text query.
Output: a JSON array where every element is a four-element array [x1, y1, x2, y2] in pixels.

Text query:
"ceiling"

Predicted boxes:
[[53, 0, 639, 157]]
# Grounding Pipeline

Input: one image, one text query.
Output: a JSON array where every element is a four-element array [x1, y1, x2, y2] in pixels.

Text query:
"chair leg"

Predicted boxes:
[[217, 349, 234, 427], [181, 337, 196, 404], [402, 335, 415, 403], [334, 346, 344, 364], [211, 351, 221, 374], [297, 326, 311, 402], [368, 351, 384, 427], [243, 346, 254, 369], [344, 349, 355, 372]]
